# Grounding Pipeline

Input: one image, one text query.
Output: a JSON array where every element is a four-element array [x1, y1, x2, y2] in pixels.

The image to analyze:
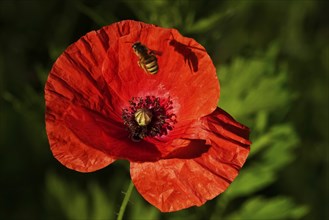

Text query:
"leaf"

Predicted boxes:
[[218, 44, 296, 119], [45, 173, 88, 220], [260, 125, 299, 171], [249, 124, 298, 158], [254, 110, 269, 133], [185, 12, 227, 34], [223, 164, 275, 199], [129, 189, 160, 220], [225, 196, 309, 220], [222, 124, 299, 199], [72, 0, 108, 26], [89, 181, 113, 220]]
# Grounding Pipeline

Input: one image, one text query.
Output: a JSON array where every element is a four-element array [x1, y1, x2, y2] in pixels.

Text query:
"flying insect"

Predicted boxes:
[[132, 42, 158, 74]]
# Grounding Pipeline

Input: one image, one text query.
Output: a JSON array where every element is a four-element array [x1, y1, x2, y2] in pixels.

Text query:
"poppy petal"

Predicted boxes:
[[44, 29, 122, 168], [46, 111, 115, 172], [62, 103, 162, 161], [101, 20, 220, 122], [45, 20, 220, 164], [130, 108, 250, 212]]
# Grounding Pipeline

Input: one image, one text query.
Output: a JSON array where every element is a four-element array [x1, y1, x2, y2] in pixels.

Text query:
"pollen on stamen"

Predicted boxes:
[[122, 96, 177, 141]]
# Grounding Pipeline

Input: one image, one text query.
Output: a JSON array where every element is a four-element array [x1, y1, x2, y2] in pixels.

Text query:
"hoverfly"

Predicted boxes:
[[132, 42, 158, 75]]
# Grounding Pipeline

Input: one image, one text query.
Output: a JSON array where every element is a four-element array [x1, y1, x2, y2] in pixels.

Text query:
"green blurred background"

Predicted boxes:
[[0, 0, 328, 219]]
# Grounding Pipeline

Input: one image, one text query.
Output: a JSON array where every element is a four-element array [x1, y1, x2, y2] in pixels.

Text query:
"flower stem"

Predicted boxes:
[[117, 180, 134, 220]]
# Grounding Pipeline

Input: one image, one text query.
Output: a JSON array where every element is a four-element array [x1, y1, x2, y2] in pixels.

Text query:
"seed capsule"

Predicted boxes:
[[134, 108, 153, 126]]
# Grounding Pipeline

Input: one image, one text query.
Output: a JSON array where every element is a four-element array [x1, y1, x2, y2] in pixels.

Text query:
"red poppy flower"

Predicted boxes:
[[45, 20, 251, 212]]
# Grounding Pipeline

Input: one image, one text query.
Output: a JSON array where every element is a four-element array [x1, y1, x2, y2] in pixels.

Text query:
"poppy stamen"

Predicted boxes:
[[122, 96, 176, 140]]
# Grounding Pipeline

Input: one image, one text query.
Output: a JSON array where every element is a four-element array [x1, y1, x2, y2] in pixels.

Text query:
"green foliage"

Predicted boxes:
[[123, 0, 197, 29], [129, 190, 160, 220], [218, 44, 296, 120], [226, 196, 309, 220], [46, 172, 116, 220], [221, 124, 299, 198], [46, 173, 89, 220], [205, 47, 305, 219], [0, 0, 327, 220]]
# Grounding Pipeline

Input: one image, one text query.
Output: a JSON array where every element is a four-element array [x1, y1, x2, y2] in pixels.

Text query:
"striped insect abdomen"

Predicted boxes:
[[144, 56, 158, 74]]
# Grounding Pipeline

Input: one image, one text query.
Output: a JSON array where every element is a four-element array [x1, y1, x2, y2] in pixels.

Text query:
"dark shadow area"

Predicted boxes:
[[169, 39, 200, 73]]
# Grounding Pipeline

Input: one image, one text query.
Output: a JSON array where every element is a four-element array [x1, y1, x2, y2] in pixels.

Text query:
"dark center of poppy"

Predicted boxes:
[[122, 96, 177, 141]]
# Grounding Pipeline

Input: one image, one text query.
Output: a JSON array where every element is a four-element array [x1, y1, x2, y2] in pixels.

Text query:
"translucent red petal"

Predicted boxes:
[[45, 96, 115, 172], [45, 20, 251, 212], [130, 108, 250, 212], [45, 20, 220, 164]]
